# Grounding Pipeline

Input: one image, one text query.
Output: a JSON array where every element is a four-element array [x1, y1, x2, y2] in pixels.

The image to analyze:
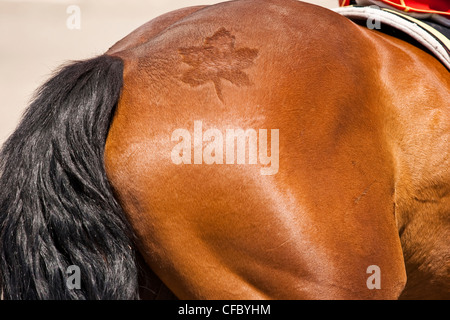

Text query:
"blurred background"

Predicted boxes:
[[0, 0, 338, 147]]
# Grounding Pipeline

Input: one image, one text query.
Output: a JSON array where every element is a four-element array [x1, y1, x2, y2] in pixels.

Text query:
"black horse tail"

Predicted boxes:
[[0, 55, 139, 299]]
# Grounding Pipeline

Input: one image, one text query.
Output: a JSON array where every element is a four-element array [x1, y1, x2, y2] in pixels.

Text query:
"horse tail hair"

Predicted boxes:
[[0, 55, 139, 299]]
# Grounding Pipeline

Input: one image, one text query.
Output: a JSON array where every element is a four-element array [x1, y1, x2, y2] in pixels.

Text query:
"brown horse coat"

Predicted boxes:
[[103, 0, 449, 299]]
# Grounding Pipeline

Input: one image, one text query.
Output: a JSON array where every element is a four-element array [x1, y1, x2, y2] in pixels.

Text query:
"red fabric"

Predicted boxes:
[[339, 0, 450, 17]]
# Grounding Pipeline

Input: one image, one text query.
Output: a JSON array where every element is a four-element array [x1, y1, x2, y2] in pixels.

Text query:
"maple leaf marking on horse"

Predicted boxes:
[[179, 28, 259, 102]]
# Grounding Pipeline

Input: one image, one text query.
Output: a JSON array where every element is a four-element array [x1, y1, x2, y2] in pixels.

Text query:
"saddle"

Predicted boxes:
[[335, 2, 450, 70]]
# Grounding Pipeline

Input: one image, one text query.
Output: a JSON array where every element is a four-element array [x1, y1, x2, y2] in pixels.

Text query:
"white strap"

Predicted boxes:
[[333, 6, 450, 70]]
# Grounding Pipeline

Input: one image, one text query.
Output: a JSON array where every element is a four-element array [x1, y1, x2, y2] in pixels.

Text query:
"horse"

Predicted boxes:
[[0, 0, 448, 300]]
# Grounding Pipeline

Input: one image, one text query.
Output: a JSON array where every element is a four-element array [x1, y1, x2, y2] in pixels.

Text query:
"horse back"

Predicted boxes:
[[104, 0, 449, 299]]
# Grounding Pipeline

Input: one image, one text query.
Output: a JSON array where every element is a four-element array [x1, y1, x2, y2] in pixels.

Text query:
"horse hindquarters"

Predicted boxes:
[[104, 0, 408, 299]]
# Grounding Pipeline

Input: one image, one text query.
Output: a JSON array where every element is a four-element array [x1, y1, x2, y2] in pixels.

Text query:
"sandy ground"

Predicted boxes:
[[0, 0, 338, 147]]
